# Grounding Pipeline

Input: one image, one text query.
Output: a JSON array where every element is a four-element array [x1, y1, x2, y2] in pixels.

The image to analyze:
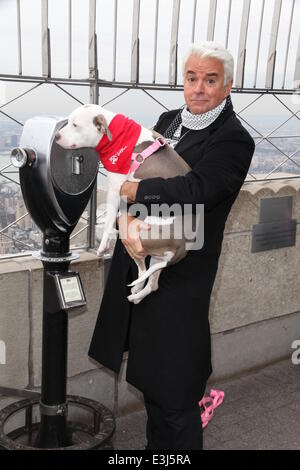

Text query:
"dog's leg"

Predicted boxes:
[[97, 188, 120, 255], [127, 252, 174, 304], [130, 258, 147, 295], [127, 257, 163, 304], [97, 172, 127, 256], [128, 249, 174, 288]]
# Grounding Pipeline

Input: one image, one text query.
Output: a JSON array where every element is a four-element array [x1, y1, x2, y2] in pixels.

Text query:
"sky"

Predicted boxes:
[[0, 0, 300, 126]]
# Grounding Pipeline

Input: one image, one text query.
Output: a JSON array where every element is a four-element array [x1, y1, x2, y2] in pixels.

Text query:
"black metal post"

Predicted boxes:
[[34, 235, 73, 448]]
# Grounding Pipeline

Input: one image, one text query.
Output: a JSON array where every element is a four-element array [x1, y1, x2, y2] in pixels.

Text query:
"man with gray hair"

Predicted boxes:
[[89, 41, 255, 450]]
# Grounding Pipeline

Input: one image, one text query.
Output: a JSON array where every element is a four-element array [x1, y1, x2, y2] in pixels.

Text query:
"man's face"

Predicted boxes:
[[183, 55, 233, 114]]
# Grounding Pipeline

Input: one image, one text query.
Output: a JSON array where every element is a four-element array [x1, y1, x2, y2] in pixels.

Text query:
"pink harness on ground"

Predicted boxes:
[[199, 389, 225, 429]]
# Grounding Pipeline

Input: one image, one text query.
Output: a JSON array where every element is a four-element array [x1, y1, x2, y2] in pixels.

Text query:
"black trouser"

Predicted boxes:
[[144, 396, 203, 450]]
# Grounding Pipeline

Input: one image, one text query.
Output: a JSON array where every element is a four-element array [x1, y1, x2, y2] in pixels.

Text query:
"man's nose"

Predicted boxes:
[[194, 80, 205, 93]]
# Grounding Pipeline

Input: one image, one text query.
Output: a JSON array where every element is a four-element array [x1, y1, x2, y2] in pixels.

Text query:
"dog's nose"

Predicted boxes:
[[55, 132, 61, 141]]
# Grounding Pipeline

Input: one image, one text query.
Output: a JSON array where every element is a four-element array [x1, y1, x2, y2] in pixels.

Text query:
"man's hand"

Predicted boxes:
[[118, 213, 150, 260], [120, 181, 139, 203]]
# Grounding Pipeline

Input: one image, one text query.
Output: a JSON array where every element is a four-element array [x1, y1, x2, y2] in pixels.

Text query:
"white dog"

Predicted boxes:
[[56, 104, 193, 303]]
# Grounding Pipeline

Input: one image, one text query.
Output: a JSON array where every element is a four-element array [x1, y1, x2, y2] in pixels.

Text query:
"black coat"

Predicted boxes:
[[88, 100, 255, 409]]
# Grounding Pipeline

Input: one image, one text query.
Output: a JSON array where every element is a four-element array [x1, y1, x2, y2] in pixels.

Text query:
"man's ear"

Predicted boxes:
[[224, 79, 233, 98], [93, 114, 113, 141]]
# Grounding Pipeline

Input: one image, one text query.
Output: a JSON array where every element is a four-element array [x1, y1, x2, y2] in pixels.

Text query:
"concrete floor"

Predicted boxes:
[[0, 357, 299, 450], [112, 358, 300, 450]]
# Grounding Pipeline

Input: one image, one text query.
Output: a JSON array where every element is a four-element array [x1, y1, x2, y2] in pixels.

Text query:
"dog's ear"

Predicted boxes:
[[93, 114, 113, 141]]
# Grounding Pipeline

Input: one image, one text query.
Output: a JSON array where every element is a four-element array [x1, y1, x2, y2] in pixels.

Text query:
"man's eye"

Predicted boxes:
[[73, 123, 77, 128], [208, 79, 216, 84]]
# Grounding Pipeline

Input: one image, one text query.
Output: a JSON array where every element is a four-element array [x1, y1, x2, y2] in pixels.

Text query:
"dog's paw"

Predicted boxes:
[[127, 293, 143, 304], [127, 289, 149, 304], [130, 282, 145, 296]]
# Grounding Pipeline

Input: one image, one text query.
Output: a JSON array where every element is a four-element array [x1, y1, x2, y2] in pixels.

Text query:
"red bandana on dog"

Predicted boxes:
[[95, 114, 142, 174]]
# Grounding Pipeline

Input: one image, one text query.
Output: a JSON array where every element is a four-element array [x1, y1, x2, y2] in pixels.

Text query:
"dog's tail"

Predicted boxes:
[[127, 261, 167, 287]]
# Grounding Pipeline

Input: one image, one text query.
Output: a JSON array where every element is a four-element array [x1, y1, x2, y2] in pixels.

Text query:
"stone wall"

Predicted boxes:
[[211, 178, 300, 331], [209, 177, 300, 380]]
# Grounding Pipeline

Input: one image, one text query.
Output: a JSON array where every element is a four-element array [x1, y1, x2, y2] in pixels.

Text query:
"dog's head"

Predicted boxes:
[[55, 104, 113, 149]]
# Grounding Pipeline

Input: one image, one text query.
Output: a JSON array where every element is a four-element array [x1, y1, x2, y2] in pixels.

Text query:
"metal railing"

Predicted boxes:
[[1, 0, 300, 90], [0, 0, 300, 258]]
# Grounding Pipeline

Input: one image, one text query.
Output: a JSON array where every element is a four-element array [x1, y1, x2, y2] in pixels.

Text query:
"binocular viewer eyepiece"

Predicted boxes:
[[11, 146, 36, 168]]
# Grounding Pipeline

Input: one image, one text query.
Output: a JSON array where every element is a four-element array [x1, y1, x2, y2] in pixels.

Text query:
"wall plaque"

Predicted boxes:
[[251, 196, 296, 253]]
